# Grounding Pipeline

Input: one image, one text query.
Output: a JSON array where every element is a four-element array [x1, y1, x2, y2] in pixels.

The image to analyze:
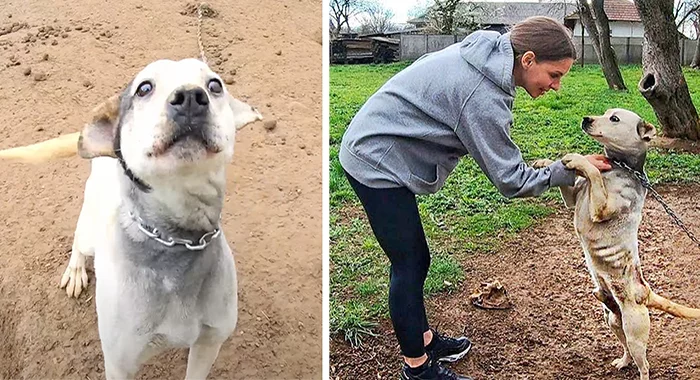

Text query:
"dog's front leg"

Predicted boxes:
[[104, 364, 136, 380], [561, 154, 616, 222], [531, 158, 579, 208], [59, 175, 99, 297], [185, 326, 227, 380], [185, 342, 224, 380]]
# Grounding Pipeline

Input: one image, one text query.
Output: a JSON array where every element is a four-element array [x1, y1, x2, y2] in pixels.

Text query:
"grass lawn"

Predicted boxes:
[[329, 62, 700, 346]]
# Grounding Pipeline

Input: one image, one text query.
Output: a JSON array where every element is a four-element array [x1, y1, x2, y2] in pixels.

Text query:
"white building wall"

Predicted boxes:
[[570, 20, 644, 37]]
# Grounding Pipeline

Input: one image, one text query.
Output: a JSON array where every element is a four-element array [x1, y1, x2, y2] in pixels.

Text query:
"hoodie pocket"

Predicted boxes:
[[408, 165, 447, 194]]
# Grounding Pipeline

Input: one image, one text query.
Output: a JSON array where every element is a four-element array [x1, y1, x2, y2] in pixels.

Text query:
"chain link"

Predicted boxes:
[[129, 211, 221, 251], [197, 3, 207, 64], [612, 159, 700, 249]]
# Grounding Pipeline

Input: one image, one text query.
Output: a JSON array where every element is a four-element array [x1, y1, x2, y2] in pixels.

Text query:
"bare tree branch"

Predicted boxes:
[[676, 1, 700, 27], [358, 0, 396, 34], [329, 0, 365, 36]]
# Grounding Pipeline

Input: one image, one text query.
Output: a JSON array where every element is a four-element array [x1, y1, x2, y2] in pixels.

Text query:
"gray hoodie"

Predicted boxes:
[[339, 30, 576, 197]]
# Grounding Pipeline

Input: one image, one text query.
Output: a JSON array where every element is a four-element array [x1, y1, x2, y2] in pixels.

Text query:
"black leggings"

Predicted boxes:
[[345, 171, 430, 358]]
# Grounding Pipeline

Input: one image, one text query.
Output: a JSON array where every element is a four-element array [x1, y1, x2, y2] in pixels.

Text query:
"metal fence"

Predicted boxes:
[[400, 34, 698, 65]]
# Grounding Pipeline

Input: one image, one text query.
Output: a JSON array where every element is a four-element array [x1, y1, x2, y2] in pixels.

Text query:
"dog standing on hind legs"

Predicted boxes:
[[532, 108, 700, 380], [0, 58, 262, 379]]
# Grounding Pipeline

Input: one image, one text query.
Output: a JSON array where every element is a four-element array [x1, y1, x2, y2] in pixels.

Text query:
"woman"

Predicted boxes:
[[339, 16, 611, 380]]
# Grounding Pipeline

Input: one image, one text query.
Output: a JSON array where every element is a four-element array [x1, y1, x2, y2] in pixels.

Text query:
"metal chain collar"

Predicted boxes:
[[612, 159, 700, 248], [129, 211, 222, 251], [197, 3, 208, 64]]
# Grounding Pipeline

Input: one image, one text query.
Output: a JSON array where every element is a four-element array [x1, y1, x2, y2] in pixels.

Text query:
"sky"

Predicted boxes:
[[382, 0, 422, 23]]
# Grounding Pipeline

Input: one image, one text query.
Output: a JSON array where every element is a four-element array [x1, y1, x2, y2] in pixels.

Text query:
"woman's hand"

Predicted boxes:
[[584, 154, 612, 171]]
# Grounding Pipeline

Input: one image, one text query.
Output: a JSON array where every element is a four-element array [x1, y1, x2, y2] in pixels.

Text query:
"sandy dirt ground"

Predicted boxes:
[[331, 184, 700, 380], [0, 1, 322, 379]]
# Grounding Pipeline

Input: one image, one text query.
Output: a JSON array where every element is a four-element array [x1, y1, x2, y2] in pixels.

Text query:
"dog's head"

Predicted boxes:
[[78, 58, 261, 188], [581, 108, 655, 154]]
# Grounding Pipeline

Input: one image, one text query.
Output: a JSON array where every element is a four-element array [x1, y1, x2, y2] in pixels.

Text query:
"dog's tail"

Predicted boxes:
[[647, 289, 700, 319], [0, 132, 80, 163]]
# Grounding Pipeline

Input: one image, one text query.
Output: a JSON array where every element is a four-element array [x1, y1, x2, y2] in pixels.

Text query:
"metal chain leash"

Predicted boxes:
[[197, 2, 208, 64], [129, 211, 222, 251], [612, 159, 700, 248], [130, 3, 220, 252]]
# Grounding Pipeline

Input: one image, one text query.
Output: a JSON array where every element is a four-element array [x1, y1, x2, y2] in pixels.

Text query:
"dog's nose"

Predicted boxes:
[[169, 88, 209, 117], [582, 116, 593, 123]]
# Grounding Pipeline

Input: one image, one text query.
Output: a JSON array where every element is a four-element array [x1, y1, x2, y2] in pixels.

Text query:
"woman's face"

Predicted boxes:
[[517, 52, 574, 98]]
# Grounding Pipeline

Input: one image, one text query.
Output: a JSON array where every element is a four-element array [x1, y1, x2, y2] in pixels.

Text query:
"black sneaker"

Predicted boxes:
[[400, 356, 472, 380], [425, 329, 472, 363]]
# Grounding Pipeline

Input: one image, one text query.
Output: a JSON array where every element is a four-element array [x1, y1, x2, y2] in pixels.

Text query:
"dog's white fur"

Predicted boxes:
[[1, 58, 262, 379]]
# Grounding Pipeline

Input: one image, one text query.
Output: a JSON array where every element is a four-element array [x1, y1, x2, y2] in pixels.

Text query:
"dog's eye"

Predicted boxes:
[[610, 115, 620, 122], [208, 79, 223, 94], [135, 81, 153, 97]]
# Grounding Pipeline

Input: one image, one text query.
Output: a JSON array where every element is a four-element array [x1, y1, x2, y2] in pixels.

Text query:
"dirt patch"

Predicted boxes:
[[650, 136, 700, 154], [180, 2, 219, 18], [0, 0, 321, 379], [331, 184, 700, 379], [0, 22, 28, 37]]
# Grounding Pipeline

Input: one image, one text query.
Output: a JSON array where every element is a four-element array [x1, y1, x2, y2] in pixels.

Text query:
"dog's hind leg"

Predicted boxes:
[[592, 280, 635, 370], [594, 287, 633, 369], [619, 302, 651, 380], [605, 307, 633, 369], [600, 300, 633, 370]]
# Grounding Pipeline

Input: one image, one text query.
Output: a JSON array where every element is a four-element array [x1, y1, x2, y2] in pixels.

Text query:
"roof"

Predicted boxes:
[[365, 36, 400, 44], [565, 0, 641, 22]]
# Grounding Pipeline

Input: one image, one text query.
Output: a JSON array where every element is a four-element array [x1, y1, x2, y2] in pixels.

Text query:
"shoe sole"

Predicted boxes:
[[437, 343, 472, 363]]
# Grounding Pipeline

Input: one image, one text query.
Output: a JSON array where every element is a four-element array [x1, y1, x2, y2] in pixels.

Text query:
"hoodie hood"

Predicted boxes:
[[460, 30, 515, 96]]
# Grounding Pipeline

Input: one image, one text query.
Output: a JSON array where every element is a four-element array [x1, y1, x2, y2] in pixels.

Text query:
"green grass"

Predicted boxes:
[[330, 62, 700, 345]]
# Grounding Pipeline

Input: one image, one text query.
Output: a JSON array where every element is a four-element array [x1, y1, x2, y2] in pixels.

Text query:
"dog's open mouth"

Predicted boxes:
[[150, 129, 221, 158]]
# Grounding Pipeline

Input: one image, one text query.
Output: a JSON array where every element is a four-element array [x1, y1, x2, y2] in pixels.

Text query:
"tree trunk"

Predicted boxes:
[[578, 0, 627, 90], [634, 0, 700, 140]]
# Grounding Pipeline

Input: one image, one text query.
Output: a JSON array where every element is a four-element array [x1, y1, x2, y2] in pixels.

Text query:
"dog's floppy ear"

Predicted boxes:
[[637, 120, 656, 142], [77, 94, 122, 158], [228, 95, 263, 130]]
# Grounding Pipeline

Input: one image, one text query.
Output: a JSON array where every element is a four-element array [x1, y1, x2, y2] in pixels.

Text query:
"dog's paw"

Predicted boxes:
[[531, 159, 554, 169], [59, 251, 89, 298], [611, 354, 632, 370], [561, 153, 587, 169]]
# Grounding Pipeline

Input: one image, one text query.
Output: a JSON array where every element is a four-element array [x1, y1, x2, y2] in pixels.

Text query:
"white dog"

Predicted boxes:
[[0, 58, 262, 379]]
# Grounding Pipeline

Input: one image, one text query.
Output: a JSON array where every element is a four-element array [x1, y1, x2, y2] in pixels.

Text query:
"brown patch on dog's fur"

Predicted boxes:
[[610, 279, 627, 304], [594, 288, 621, 315], [636, 120, 656, 142], [633, 265, 651, 304]]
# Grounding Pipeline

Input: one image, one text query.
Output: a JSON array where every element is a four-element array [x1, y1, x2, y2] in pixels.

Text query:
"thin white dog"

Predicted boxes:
[[533, 108, 700, 380]]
